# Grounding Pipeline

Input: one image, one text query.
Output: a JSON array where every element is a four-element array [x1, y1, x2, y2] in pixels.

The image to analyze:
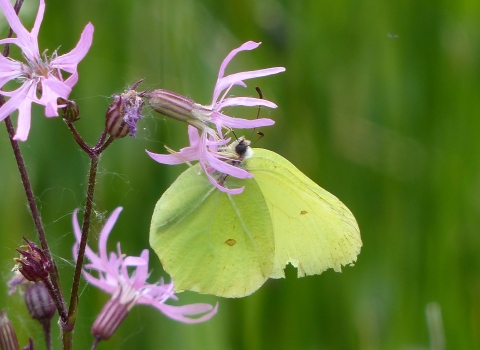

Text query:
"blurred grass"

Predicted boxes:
[[1, 0, 480, 349]]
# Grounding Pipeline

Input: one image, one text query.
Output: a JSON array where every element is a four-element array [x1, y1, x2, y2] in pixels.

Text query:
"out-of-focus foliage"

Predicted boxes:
[[1, 0, 480, 349]]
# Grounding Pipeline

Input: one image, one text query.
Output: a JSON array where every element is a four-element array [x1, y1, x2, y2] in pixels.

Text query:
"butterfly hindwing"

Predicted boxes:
[[150, 164, 275, 297]]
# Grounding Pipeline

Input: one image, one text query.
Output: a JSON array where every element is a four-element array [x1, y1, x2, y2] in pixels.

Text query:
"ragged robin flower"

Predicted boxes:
[[146, 41, 285, 193], [147, 41, 284, 137], [72, 207, 218, 344], [0, 0, 94, 141]]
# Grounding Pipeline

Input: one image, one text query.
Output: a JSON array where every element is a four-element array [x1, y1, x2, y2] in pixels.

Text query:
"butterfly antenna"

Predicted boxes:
[[250, 86, 264, 140], [256, 131, 264, 141]]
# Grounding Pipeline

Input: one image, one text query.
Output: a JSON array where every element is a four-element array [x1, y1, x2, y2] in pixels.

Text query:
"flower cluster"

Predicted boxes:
[[72, 207, 217, 329], [0, 0, 93, 141], [146, 41, 285, 194]]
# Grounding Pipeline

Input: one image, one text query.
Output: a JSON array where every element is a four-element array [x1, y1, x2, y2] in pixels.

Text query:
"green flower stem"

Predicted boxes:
[[2, 116, 69, 322], [41, 319, 52, 350], [62, 125, 114, 349]]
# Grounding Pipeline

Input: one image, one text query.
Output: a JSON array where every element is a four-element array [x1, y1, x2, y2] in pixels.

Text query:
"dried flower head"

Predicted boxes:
[[105, 80, 146, 138], [14, 238, 50, 283]]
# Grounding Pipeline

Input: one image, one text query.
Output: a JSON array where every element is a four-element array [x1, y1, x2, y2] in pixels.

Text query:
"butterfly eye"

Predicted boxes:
[[235, 141, 248, 157]]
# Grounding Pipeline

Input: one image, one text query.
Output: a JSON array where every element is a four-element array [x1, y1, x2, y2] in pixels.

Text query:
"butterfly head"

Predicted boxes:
[[218, 136, 253, 164]]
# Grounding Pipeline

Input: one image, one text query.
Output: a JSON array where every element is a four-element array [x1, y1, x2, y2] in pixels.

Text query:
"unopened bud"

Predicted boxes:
[[15, 238, 50, 283], [106, 80, 145, 138], [147, 89, 206, 131], [25, 282, 56, 322], [0, 310, 19, 350], [60, 99, 80, 122], [22, 338, 34, 350], [92, 285, 138, 343]]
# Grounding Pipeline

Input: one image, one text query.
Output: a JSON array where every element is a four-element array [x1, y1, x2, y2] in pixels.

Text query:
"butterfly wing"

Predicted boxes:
[[246, 149, 362, 278], [150, 164, 275, 297]]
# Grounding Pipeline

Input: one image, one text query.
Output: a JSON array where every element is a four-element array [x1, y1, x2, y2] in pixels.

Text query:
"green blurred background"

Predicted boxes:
[[1, 0, 480, 349]]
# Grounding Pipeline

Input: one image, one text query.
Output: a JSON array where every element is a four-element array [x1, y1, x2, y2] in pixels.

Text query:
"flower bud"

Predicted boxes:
[[91, 285, 138, 342], [146, 89, 206, 131], [60, 99, 80, 122], [0, 310, 19, 350], [106, 80, 145, 138], [25, 282, 56, 322], [22, 338, 34, 350], [15, 238, 50, 283]]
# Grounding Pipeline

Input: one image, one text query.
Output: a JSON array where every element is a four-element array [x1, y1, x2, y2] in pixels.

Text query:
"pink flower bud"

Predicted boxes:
[[25, 282, 56, 322], [60, 99, 80, 122], [91, 285, 137, 342], [146, 89, 206, 131], [0, 310, 19, 350]]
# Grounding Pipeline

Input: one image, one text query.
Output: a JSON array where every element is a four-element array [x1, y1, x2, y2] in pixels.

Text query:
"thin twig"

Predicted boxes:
[[64, 120, 92, 154], [95, 135, 114, 154]]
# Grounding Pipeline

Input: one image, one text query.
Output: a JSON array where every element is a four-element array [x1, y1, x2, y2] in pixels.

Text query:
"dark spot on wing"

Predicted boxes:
[[300, 210, 307, 215], [225, 239, 237, 246]]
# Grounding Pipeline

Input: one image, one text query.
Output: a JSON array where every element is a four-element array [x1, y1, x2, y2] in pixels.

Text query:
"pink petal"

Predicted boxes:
[[146, 149, 199, 165], [30, 0, 45, 48], [0, 0, 43, 60], [39, 77, 72, 117], [82, 270, 116, 294], [0, 56, 22, 88], [122, 256, 148, 267], [152, 302, 219, 324], [215, 67, 285, 101], [0, 81, 37, 141], [72, 209, 103, 266], [218, 96, 278, 109], [217, 41, 260, 82], [146, 125, 203, 164], [129, 250, 150, 288], [51, 23, 94, 74], [0, 82, 32, 122], [206, 152, 252, 179], [186, 124, 201, 145], [213, 41, 261, 103], [98, 207, 123, 261], [204, 170, 245, 195], [211, 112, 275, 129], [63, 71, 79, 89]]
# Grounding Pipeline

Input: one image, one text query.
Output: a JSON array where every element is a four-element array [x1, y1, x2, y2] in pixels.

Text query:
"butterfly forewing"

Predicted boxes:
[[246, 149, 362, 279]]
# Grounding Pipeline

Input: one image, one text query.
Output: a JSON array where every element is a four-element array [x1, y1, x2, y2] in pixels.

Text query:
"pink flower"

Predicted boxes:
[[191, 40, 285, 136], [72, 207, 217, 324], [147, 125, 251, 194], [146, 41, 284, 193], [0, 0, 94, 141]]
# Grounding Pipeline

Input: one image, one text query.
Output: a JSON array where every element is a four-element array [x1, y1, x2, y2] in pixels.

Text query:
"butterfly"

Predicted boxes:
[[150, 138, 362, 298]]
